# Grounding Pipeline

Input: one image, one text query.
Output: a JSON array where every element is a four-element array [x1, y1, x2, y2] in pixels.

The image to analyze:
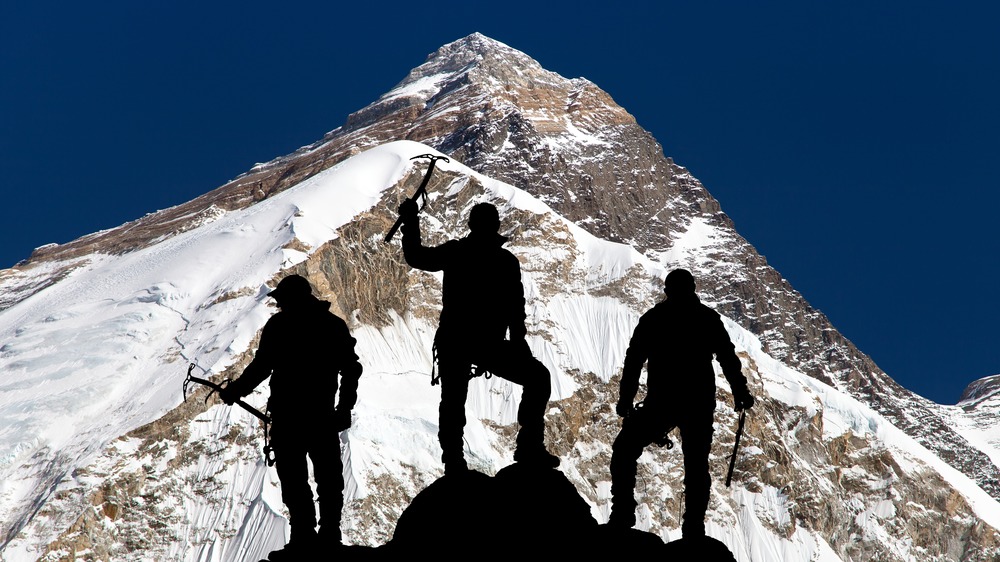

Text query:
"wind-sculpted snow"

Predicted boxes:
[[2, 141, 999, 561]]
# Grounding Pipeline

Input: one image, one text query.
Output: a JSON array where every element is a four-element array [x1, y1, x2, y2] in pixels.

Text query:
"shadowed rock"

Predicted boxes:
[[664, 535, 738, 561], [334, 463, 738, 561]]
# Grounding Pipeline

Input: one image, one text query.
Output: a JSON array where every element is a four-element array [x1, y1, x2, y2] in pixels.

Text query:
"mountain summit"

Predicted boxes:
[[2, 34, 999, 561]]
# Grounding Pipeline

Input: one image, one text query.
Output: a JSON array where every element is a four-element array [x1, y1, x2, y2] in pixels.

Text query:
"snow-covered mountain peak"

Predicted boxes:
[[3, 34, 1000, 561], [348, 33, 634, 160], [958, 374, 1000, 407], [389, 32, 559, 93], [3, 138, 999, 561]]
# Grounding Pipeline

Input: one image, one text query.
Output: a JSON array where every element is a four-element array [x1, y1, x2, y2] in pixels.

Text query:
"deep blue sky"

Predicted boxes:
[[2, 2, 997, 404]]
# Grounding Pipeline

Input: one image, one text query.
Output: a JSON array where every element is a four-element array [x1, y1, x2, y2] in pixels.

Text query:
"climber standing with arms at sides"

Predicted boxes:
[[608, 268, 754, 537], [219, 274, 363, 559]]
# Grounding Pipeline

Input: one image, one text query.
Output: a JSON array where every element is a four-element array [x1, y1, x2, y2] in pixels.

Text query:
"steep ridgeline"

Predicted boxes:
[[14, 33, 997, 501]]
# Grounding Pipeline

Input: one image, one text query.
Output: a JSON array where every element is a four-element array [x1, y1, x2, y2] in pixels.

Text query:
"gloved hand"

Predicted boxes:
[[616, 400, 635, 419], [398, 199, 419, 222], [733, 385, 755, 411], [333, 408, 352, 432], [217, 386, 238, 406]]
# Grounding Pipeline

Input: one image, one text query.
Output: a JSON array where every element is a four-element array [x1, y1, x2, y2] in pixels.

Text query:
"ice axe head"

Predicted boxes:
[[382, 153, 451, 243], [182, 363, 196, 401], [407, 154, 450, 210], [410, 153, 450, 164]]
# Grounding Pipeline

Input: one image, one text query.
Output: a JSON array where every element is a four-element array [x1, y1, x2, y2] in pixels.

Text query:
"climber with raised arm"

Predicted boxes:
[[396, 198, 559, 473]]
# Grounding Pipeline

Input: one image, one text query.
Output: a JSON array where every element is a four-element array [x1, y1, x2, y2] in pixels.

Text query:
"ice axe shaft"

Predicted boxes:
[[384, 154, 450, 243], [725, 408, 747, 487]]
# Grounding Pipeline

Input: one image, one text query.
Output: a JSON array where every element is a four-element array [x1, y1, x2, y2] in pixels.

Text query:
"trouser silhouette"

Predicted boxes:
[[271, 419, 344, 543], [609, 406, 714, 535], [435, 339, 551, 463]]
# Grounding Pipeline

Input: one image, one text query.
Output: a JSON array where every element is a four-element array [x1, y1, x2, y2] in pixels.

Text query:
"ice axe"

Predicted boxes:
[[725, 408, 747, 487], [182, 363, 275, 465], [383, 153, 450, 243]]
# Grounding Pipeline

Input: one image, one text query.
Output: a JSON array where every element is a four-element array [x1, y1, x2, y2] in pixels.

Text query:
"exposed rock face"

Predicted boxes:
[[11, 33, 997, 501]]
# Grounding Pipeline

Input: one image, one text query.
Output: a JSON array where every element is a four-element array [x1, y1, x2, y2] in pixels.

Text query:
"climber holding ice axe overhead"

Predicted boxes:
[[389, 154, 559, 474]]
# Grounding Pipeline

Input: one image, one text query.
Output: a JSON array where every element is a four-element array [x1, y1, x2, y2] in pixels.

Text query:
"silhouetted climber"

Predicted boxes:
[[397, 198, 559, 473], [608, 269, 754, 537], [218, 274, 362, 560]]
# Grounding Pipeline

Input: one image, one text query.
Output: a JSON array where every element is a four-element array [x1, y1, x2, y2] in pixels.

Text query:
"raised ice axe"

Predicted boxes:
[[384, 153, 450, 243]]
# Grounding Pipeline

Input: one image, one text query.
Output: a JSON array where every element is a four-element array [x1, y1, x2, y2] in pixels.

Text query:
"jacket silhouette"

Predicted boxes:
[[220, 274, 362, 558], [608, 269, 753, 537], [398, 199, 558, 472]]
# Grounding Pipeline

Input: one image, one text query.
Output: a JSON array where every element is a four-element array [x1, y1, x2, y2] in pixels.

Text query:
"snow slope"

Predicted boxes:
[[0, 144, 412, 558], [2, 141, 999, 561]]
